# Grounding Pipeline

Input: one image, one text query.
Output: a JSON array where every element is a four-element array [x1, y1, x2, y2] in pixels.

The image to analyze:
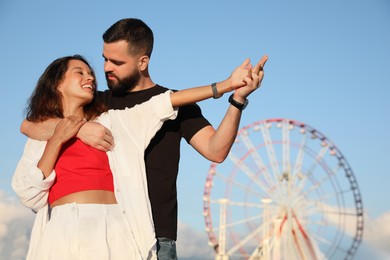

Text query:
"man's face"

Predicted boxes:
[[103, 40, 141, 95]]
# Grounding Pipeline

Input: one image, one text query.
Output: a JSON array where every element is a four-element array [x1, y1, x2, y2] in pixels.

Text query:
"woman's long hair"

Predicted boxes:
[[25, 55, 107, 122]]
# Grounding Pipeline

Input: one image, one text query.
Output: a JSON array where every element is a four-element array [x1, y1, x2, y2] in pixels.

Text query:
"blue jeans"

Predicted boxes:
[[157, 237, 177, 260]]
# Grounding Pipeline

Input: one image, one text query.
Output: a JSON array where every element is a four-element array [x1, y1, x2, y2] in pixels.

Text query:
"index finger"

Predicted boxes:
[[253, 55, 269, 75], [247, 67, 253, 79], [105, 128, 115, 147]]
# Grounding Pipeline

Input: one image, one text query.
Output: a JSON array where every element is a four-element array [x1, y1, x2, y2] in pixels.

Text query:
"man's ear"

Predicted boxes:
[[138, 55, 150, 71]]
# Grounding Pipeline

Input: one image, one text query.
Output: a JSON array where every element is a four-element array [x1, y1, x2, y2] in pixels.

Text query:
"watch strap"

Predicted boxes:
[[228, 94, 248, 111], [211, 83, 222, 99]]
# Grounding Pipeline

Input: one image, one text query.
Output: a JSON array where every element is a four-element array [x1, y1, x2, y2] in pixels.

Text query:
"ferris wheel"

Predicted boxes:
[[203, 118, 364, 260]]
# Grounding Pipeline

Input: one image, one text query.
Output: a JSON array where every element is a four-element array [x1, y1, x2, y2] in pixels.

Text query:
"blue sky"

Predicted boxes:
[[0, 0, 389, 259]]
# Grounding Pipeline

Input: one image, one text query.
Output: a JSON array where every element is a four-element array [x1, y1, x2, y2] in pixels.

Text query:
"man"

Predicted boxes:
[[21, 18, 268, 259]]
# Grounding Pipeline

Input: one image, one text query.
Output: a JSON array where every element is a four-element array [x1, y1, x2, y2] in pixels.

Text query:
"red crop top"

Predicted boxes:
[[48, 138, 114, 205]]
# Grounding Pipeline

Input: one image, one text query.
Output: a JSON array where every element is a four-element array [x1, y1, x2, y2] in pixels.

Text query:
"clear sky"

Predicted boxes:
[[0, 0, 389, 259]]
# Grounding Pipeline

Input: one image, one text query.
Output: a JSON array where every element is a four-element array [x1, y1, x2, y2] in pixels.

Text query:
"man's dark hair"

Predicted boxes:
[[103, 18, 154, 58]]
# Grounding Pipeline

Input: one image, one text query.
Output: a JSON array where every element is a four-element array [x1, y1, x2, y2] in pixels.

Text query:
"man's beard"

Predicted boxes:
[[106, 69, 141, 96]]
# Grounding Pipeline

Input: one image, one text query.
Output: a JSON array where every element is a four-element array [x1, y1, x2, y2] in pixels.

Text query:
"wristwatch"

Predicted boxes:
[[228, 94, 248, 111], [211, 83, 223, 99]]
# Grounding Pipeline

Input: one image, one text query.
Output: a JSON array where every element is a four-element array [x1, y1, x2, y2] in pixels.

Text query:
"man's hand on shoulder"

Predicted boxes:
[[77, 122, 114, 151]]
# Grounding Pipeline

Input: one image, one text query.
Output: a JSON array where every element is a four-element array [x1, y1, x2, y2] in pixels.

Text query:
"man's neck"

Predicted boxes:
[[129, 77, 155, 92]]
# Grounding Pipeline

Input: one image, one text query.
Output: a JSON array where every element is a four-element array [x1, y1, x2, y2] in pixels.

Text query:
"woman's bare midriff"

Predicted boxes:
[[50, 190, 117, 208]]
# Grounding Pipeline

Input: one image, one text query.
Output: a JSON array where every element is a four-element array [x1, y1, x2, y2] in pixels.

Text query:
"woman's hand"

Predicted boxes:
[[51, 116, 86, 145], [228, 58, 253, 91], [233, 55, 268, 102], [37, 116, 86, 179]]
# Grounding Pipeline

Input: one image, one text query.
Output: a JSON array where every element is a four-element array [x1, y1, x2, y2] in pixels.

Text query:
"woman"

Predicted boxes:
[[12, 54, 266, 260]]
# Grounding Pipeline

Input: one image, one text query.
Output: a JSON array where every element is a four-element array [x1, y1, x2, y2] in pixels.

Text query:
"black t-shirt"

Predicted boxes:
[[97, 85, 211, 240]]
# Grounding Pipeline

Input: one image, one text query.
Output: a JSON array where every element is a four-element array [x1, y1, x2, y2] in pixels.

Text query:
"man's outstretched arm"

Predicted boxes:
[[189, 55, 268, 163]]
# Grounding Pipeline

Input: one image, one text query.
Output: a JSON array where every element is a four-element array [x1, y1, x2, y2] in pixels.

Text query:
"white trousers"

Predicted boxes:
[[32, 203, 142, 260]]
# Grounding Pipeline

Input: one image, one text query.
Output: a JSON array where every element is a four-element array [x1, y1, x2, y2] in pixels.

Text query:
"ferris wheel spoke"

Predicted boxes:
[[299, 169, 337, 199], [311, 232, 335, 255], [226, 225, 263, 255], [299, 204, 323, 220], [301, 171, 346, 203], [213, 170, 263, 197], [239, 131, 278, 191], [228, 152, 279, 196], [303, 182, 353, 206], [208, 200, 279, 235], [281, 119, 291, 180], [209, 199, 262, 209], [313, 167, 339, 190], [330, 163, 344, 187], [292, 131, 308, 182], [290, 199, 320, 220], [259, 123, 281, 177], [303, 191, 342, 209], [321, 204, 358, 218], [295, 146, 329, 195], [213, 213, 263, 232]]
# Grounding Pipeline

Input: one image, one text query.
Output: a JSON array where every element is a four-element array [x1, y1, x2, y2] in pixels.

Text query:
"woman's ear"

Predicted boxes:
[[138, 55, 150, 71]]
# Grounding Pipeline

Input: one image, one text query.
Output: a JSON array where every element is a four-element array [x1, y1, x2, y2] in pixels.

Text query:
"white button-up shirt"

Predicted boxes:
[[12, 92, 177, 260]]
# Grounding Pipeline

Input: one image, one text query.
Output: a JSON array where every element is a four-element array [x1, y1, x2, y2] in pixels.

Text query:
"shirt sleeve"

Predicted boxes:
[[106, 91, 178, 150], [177, 103, 211, 143], [12, 138, 56, 213]]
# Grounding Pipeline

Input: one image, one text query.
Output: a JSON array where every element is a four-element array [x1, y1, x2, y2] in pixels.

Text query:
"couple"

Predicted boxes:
[[13, 18, 268, 259]]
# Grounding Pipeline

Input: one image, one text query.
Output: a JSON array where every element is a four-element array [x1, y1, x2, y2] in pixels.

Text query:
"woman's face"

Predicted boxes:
[[58, 59, 96, 106]]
